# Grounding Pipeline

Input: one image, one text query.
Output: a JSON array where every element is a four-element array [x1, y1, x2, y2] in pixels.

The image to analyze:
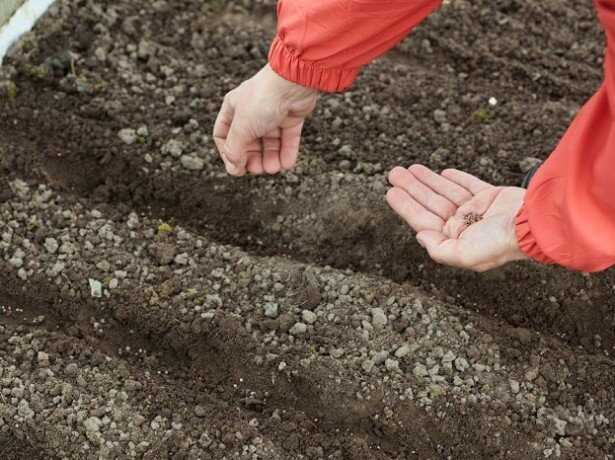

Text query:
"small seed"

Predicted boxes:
[[463, 213, 483, 226]]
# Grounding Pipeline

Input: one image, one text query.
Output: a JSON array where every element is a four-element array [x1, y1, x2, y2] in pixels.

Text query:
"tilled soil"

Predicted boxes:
[[0, 0, 614, 458]]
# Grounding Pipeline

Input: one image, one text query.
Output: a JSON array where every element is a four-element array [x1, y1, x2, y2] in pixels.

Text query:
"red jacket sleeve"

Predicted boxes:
[[268, 0, 442, 92], [516, 0, 615, 272]]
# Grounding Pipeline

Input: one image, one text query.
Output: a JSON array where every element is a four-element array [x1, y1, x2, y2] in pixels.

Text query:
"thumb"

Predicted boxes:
[[416, 230, 446, 249], [416, 230, 459, 267]]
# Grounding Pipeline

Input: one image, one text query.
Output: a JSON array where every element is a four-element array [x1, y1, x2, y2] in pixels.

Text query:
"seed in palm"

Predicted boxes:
[[463, 213, 483, 226]]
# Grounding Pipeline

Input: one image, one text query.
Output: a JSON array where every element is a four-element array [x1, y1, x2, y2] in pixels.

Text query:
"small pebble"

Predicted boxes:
[[302, 310, 317, 324], [264, 303, 279, 319], [289, 322, 307, 336], [89, 279, 103, 298], [194, 405, 207, 417], [37, 351, 50, 368], [371, 308, 388, 329], [162, 139, 184, 157], [395, 344, 411, 359], [454, 357, 469, 372], [65, 363, 79, 376], [44, 237, 59, 254], [118, 128, 137, 145], [385, 358, 400, 372], [362, 359, 375, 373], [180, 155, 204, 171], [413, 364, 429, 378], [374, 350, 389, 365]]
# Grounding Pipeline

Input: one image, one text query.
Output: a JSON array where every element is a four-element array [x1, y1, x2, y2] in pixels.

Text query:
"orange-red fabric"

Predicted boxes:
[[269, 0, 615, 272], [514, 0, 615, 272], [269, 0, 442, 92]]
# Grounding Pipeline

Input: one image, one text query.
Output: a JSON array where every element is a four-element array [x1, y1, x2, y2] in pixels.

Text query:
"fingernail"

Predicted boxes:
[[416, 236, 425, 248]]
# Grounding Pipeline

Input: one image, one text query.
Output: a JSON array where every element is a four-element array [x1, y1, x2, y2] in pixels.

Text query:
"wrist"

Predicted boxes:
[[261, 64, 319, 103], [507, 213, 529, 263]]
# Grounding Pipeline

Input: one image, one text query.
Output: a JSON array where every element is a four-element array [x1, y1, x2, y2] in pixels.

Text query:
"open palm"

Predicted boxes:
[[386, 165, 528, 272]]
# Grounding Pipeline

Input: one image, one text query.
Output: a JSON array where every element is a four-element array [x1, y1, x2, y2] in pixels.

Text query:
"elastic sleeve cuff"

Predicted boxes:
[[268, 36, 361, 93], [515, 205, 556, 265]]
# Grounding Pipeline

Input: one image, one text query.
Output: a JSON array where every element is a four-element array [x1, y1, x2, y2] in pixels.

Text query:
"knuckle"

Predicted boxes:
[[442, 202, 457, 218]]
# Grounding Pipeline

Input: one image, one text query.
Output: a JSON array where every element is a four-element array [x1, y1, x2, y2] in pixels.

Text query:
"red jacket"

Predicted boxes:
[[269, 0, 615, 272]]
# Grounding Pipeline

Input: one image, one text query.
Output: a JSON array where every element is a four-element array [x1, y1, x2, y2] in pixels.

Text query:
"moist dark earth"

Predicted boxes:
[[0, 0, 614, 458]]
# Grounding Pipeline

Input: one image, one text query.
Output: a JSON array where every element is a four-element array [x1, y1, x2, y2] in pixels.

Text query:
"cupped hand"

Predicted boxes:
[[386, 165, 528, 272], [213, 64, 319, 176]]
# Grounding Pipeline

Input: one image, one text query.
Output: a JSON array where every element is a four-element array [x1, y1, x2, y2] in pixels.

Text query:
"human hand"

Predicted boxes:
[[213, 64, 319, 176], [386, 165, 528, 272]]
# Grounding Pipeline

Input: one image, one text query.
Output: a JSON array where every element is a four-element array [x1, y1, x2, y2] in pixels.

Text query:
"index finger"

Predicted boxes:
[[441, 169, 491, 195], [408, 165, 473, 206], [214, 94, 234, 143]]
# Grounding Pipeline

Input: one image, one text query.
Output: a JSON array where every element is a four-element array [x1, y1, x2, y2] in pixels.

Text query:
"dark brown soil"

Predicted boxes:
[[3, 0, 613, 352]]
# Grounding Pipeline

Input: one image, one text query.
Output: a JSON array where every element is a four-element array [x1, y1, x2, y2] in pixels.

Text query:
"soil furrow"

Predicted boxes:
[[1, 177, 614, 458], [0, 0, 611, 357], [2, 102, 613, 357]]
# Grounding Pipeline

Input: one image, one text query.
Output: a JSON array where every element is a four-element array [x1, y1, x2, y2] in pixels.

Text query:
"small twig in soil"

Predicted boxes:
[[70, 54, 77, 78]]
